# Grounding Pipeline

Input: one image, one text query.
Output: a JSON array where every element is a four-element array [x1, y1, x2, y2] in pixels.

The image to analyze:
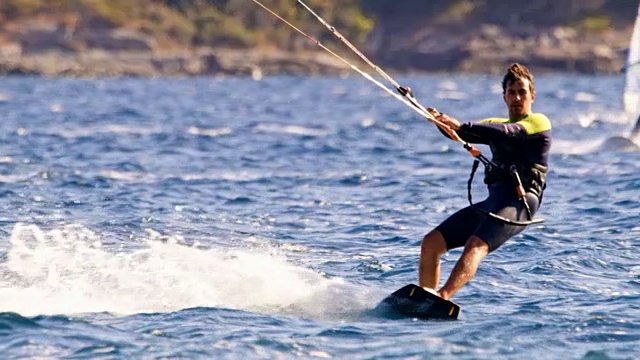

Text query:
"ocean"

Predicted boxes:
[[0, 73, 638, 359]]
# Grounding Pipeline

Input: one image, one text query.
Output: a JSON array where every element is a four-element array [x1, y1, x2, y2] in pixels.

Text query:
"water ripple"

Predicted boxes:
[[0, 75, 637, 359]]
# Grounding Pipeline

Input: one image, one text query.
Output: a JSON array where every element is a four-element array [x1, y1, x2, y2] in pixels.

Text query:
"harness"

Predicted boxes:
[[467, 157, 546, 226]]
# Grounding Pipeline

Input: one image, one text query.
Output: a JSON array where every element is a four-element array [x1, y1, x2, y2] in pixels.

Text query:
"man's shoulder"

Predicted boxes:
[[523, 113, 552, 133], [478, 113, 551, 134], [526, 113, 551, 123]]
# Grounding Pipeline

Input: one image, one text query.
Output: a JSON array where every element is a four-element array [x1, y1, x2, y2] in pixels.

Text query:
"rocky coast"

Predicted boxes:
[[0, 18, 633, 77]]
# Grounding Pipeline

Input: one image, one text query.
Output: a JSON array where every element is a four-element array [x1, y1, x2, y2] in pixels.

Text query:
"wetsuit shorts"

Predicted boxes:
[[435, 184, 540, 253]]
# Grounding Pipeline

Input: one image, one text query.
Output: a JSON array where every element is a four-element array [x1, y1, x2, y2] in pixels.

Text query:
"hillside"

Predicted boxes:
[[365, 0, 638, 73], [0, 0, 637, 76]]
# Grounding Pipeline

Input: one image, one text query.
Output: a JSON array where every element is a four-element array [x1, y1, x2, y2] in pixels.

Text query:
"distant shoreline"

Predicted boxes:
[[0, 0, 634, 78], [0, 24, 631, 78], [0, 46, 627, 78]]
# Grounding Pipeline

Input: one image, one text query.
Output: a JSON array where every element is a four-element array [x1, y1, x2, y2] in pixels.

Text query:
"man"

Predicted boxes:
[[418, 63, 552, 301]]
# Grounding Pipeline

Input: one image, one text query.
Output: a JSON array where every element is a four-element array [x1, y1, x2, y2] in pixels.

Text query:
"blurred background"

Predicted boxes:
[[0, 0, 637, 77]]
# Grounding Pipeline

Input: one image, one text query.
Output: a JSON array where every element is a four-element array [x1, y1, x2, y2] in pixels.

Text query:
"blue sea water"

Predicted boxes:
[[0, 73, 638, 359]]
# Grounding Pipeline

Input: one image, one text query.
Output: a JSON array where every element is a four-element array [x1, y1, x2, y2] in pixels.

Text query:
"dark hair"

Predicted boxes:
[[501, 63, 534, 94]]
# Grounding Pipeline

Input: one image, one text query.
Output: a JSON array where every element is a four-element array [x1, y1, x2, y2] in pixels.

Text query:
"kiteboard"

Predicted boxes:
[[375, 284, 460, 320]]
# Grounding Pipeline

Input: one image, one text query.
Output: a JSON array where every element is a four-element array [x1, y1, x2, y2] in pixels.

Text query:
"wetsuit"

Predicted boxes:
[[436, 113, 552, 252]]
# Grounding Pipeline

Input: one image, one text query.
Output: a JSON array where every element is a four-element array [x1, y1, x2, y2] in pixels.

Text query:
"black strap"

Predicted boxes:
[[467, 160, 544, 226]]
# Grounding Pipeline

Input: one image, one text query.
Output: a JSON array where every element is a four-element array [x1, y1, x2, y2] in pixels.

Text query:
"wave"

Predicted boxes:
[[0, 223, 376, 320]]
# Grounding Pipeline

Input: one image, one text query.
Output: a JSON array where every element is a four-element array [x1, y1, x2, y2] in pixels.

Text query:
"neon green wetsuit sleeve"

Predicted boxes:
[[478, 113, 552, 135], [457, 112, 552, 168]]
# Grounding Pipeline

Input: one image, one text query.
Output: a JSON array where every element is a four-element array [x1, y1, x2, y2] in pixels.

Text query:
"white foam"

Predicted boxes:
[[550, 138, 604, 155], [0, 223, 373, 319], [253, 123, 329, 137], [187, 126, 233, 137]]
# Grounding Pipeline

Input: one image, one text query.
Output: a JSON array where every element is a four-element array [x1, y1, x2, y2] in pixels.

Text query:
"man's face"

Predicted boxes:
[[503, 78, 535, 119]]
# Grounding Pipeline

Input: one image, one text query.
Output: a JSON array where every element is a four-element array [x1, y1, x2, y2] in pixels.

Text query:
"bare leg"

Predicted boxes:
[[437, 235, 489, 300], [418, 230, 447, 290]]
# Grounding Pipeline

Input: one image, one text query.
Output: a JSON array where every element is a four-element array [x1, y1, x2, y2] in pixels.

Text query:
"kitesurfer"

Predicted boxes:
[[418, 63, 552, 300]]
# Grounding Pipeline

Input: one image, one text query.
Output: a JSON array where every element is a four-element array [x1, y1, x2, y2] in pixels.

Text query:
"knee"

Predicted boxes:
[[464, 235, 490, 255], [421, 230, 447, 256]]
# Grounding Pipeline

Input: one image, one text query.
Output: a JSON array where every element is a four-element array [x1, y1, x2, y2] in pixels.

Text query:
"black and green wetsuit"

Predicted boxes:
[[436, 113, 552, 252]]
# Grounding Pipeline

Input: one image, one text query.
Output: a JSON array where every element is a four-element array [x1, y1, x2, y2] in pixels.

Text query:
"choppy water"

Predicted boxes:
[[0, 74, 638, 359]]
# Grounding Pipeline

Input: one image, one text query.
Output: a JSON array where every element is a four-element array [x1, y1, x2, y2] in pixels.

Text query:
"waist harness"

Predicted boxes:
[[468, 159, 547, 226]]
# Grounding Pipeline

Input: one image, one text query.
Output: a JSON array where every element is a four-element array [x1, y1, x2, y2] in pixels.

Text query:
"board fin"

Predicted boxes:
[[375, 284, 460, 320]]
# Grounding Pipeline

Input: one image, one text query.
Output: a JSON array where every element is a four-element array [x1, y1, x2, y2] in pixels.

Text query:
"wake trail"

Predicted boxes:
[[0, 223, 378, 320]]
